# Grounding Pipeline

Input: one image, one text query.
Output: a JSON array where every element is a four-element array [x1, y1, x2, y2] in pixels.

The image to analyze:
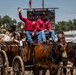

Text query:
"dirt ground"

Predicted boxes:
[[24, 61, 76, 75]]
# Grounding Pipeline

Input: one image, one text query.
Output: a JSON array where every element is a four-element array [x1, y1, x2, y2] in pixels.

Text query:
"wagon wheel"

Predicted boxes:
[[12, 56, 25, 75], [20, 48, 27, 62], [0, 50, 9, 75]]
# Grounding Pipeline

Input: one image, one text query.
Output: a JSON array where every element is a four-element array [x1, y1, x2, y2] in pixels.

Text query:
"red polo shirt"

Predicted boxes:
[[44, 20, 51, 31], [37, 19, 44, 31], [37, 18, 51, 31], [19, 12, 37, 34]]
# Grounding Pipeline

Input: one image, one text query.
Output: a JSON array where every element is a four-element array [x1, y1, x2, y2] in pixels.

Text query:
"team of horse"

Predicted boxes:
[[29, 32, 76, 75], [22, 32, 68, 75], [62, 42, 76, 75]]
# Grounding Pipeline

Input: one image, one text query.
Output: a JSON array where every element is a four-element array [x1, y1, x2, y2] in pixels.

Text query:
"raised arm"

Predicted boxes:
[[18, 7, 26, 22]]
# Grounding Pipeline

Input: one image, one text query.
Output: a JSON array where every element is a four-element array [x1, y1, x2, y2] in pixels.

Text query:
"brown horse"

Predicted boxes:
[[29, 32, 68, 75], [62, 42, 76, 75]]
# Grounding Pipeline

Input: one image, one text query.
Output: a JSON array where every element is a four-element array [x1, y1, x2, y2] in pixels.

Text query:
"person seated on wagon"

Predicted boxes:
[[37, 11, 56, 42], [9, 25, 16, 33], [18, 7, 42, 44], [8, 25, 16, 40], [15, 32, 23, 46]]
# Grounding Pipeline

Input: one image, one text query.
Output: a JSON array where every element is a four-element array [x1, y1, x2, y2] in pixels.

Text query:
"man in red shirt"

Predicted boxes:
[[18, 7, 42, 44], [37, 12, 56, 42]]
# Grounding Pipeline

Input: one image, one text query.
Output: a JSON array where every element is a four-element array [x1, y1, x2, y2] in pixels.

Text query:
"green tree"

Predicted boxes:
[[16, 22, 24, 30], [55, 20, 75, 33], [73, 19, 76, 30], [0, 16, 2, 26], [2, 15, 12, 24], [2, 15, 12, 29], [12, 19, 17, 25]]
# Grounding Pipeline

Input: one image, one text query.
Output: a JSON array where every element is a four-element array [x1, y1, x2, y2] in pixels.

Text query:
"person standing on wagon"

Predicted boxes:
[[18, 7, 42, 44]]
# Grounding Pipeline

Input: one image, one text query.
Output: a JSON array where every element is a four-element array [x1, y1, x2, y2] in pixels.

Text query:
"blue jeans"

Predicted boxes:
[[35, 31, 42, 43], [51, 30, 56, 41], [41, 31, 46, 41], [25, 31, 33, 42], [41, 30, 56, 41], [25, 31, 42, 43]]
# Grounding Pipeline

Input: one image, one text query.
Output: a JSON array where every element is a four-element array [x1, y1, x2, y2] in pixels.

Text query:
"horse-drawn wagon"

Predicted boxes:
[[0, 40, 26, 75], [0, 31, 70, 75]]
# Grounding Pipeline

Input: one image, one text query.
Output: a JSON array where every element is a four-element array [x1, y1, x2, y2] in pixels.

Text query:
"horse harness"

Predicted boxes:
[[35, 42, 56, 63]]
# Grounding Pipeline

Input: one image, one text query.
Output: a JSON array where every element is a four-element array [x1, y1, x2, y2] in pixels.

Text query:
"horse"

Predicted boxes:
[[62, 42, 76, 75], [29, 32, 68, 75]]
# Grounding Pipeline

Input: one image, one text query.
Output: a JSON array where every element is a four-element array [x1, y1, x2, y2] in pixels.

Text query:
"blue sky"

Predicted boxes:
[[0, 0, 76, 23]]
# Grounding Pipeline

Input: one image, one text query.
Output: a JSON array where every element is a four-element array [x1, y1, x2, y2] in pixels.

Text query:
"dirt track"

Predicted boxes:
[[24, 61, 76, 75]]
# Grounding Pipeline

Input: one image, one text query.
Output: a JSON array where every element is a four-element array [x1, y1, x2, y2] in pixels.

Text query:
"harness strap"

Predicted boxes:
[[48, 42, 57, 63]]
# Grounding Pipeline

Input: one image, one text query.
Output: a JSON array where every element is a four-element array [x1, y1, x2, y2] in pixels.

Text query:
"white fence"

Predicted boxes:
[[64, 30, 76, 43]]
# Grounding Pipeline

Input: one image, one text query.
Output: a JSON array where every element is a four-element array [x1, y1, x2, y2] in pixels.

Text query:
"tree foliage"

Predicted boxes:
[[0, 15, 23, 30], [55, 19, 76, 34]]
